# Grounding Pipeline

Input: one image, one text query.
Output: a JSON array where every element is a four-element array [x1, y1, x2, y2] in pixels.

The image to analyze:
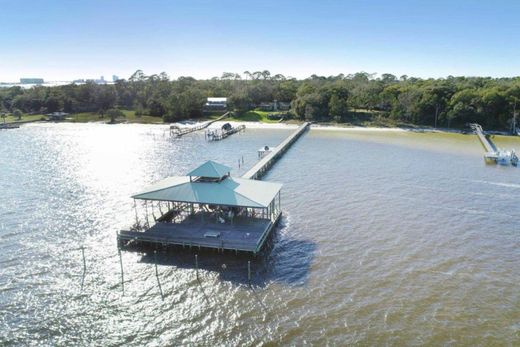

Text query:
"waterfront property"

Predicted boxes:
[[118, 161, 282, 254]]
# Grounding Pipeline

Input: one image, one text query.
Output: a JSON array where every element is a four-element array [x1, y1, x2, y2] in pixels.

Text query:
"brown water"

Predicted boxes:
[[1, 124, 519, 346]]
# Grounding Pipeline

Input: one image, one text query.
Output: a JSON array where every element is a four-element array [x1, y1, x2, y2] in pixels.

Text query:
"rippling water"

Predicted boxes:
[[1, 124, 519, 345]]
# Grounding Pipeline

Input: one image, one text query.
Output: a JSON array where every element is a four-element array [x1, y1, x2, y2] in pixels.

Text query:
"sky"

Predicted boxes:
[[1, 0, 520, 82]]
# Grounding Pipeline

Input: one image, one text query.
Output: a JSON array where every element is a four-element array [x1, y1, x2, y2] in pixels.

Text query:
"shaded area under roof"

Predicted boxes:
[[132, 176, 282, 208], [187, 160, 232, 179]]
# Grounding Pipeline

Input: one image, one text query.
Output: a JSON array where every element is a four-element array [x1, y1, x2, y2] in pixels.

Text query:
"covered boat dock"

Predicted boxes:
[[118, 161, 282, 254]]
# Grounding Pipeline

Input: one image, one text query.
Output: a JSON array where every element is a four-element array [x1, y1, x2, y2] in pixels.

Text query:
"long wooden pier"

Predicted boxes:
[[242, 122, 310, 180], [170, 112, 229, 137]]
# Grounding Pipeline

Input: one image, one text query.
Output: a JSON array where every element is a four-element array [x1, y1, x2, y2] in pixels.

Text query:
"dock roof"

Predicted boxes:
[[132, 176, 281, 208]]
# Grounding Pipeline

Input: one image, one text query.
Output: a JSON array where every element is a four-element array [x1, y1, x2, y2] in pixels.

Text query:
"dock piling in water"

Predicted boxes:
[[247, 261, 251, 283], [195, 254, 199, 278], [81, 246, 86, 272], [118, 249, 124, 294]]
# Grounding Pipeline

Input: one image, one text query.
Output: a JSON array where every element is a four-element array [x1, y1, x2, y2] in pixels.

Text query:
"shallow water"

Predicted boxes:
[[1, 124, 519, 346]]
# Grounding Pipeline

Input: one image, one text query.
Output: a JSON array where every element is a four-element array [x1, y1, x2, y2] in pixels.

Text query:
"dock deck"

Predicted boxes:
[[242, 122, 310, 179], [119, 212, 281, 253], [170, 112, 229, 137], [205, 124, 245, 141]]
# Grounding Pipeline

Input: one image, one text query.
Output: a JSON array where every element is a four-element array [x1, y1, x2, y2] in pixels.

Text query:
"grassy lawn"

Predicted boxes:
[[227, 110, 287, 123], [69, 110, 164, 124], [2, 114, 46, 123]]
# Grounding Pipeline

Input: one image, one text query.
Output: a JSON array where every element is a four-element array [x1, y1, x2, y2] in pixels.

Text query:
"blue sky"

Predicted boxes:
[[1, 0, 520, 81]]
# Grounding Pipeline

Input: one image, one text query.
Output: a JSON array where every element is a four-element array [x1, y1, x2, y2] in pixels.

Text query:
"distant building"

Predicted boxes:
[[259, 102, 274, 111], [46, 112, 69, 121], [112, 75, 119, 82], [20, 78, 44, 84], [258, 100, 291, 112], [204, 97, 227, 112]]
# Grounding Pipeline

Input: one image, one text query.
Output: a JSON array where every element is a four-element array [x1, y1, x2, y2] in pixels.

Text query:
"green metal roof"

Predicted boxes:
[[187, 160, 231, 179], [132, 176, 282, 208]]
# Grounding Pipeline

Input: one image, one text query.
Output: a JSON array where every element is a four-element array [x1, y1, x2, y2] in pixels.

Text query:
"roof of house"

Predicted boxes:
[[132, 176, 282, 208], [206, 97, 227, 102], [187, 160, 231, 179]]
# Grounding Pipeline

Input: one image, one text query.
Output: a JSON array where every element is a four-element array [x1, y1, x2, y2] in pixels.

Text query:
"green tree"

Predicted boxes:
[[329, 94, 349, 122], [12, 109, 22, 120]]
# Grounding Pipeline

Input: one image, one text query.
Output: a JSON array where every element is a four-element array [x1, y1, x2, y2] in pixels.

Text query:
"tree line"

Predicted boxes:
[[1, 70, 519, 130]]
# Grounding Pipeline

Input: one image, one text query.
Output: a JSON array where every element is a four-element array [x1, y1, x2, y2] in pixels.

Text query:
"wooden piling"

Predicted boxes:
[[81, 246, 86, 272], [118, 249, 124, 294], [248, 260, 251, 283], [195, 254, 199, 278]]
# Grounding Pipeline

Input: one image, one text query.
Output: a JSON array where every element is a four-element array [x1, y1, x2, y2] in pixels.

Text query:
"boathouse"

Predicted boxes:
[[118, 160, 282, 254]]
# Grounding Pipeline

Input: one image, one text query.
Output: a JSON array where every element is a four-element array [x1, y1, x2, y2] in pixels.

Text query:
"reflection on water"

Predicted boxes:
[[0, 124, 519, 345]]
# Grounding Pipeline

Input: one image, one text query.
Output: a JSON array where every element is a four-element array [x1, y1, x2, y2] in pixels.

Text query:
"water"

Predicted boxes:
[[1, 124, 519, 345]]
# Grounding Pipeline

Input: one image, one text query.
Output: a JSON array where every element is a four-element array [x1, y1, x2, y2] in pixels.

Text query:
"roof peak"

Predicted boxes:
[[187, 160, 231, 179]]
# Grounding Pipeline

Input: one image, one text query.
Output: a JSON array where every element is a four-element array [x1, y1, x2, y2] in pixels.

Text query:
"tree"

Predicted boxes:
[[106, 108, 124, 123], [12, 109, 22, 120], [329, 94, 349, 122]]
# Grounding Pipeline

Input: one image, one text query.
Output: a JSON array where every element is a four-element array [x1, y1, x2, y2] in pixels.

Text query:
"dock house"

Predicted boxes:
[[118, 161, 282, 254]]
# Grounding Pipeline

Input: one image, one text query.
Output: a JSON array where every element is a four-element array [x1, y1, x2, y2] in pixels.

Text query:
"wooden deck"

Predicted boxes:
[[118, 212, 281, 254], [242, 122, 310, 179]]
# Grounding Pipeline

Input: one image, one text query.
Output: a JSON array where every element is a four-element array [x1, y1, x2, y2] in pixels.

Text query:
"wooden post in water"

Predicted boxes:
[[247, 260, 251, 284], [154, 250, 164, 300], [195, 254, 199, 278], [81, 246, 86, 273], [118, 249, 124, 294]]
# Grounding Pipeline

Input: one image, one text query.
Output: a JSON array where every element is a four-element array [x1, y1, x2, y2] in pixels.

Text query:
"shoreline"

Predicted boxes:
[[19, 118, 520, 137]]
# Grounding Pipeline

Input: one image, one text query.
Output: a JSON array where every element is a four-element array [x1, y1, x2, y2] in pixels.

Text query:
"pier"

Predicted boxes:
[[470, 123, 518, 165], [118, 122, 310, 255], [205, 123, 246, 141], [170, 112, 229, 137], [470, 123, 497, 153], [242, 122, 310, 179]]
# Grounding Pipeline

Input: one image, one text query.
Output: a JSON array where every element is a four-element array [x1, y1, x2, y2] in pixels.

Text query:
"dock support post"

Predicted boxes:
[[248, 260, 251, 284], [195, 254, 199, 278], [118, 249, 124, 294], [154, 250, 164, 300], [81, 246, 86, 273]]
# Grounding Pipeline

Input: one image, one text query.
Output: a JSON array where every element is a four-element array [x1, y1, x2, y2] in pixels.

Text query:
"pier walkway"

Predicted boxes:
[[242, 122, 310, 180], [470, 123, 497, 153], [170, 112, 229, 137]]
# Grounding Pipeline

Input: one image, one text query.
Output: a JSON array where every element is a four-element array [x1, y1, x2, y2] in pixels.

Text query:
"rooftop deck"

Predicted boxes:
[[118, 212, 281, 253]]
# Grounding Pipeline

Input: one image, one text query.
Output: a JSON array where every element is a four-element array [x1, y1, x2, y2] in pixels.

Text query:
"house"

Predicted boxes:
[[47, 112, 69, 121], [204, 97, 227, 112], [258, 100, 291, 112]]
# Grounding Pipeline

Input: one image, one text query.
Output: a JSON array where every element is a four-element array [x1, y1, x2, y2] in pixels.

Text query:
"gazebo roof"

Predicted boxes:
[[132, 176, 281, 208], [187, 160, 231, 179]]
